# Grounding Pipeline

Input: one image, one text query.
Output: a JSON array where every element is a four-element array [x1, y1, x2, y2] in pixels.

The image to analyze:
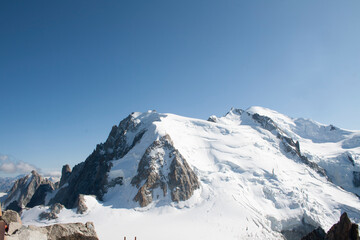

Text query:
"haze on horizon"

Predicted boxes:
[[1, 0, 360, 177]]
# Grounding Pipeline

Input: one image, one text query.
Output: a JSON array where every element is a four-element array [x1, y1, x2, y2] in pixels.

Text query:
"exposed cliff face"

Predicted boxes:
[[325, 212, 359, 240], [49, 113, 147, 208], [101, 114, 146, 161], [7, 112, 199, 210], [26, 182, 55, 208], [4, 171, 54, 211], [131, 134, 199, 207]]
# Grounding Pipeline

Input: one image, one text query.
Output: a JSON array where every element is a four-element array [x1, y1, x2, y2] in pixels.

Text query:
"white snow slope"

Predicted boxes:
[[22, 107, 360, 240]]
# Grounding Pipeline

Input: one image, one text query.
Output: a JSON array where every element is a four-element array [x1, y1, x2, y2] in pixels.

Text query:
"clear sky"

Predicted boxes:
[[1, 0, 360, 177]]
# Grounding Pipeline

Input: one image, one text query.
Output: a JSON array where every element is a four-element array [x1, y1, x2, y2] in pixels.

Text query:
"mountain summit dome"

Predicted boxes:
[[6, 107, 360, 240]]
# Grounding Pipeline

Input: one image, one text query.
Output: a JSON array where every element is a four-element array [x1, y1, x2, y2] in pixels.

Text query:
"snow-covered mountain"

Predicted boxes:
[[7, 107, 360, 240]]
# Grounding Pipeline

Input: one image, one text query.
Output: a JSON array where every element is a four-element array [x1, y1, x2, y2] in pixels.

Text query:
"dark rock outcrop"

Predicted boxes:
[[131, 134, 199, 207], [329, 125, 337, 131], [6, 201, 22, 212], [39, 211, 57, 221], [207, 115, 218, 123], [353, 171, 360, 188], [27, 182, 55, 208], [301, 212, 359, 240], [325, 212, 359, 240], [4, 170, 54, 211], [59, 164, 72, 187], [348, 155, 355, 166], [280, 134, 327, 179], [39, 203, 64, 220], [281, 217, 320, 240], [107, 176, 123, 188], [49, 153, 111, 209], [301, 227, 326, 240], [49, 113, 146, 209], [252, 113, 279, 133]]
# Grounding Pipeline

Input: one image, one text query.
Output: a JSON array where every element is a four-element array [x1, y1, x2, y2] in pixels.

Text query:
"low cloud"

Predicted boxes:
[[0, 154, 39, 174], [44, 171, 61, 178], [0, 155, 9, 161]]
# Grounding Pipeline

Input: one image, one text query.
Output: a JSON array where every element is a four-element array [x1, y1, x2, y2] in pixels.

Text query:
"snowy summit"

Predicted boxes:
[[4, 106, 360, 240]]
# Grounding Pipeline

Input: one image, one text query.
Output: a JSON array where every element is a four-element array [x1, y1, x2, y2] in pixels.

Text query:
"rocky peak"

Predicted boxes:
[[97, 113, 146, 161], [59, 164, 71, 187], [48, 113, 148, 209], [4, 170, 52, 212], [329, 124, 337, 131], [228, 108, 244, 116], [131, 134, 199, 207], [325, 212, 359, 240], [207, 115, 218, 123]]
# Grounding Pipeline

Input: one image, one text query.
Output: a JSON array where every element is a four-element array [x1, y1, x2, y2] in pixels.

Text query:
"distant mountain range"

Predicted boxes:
[[0, 175, 25, 193], [3, 107, 360, 240]]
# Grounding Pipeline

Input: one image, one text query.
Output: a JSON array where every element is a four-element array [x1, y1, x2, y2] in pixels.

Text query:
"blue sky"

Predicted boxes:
[[1, 0, 360, 176]]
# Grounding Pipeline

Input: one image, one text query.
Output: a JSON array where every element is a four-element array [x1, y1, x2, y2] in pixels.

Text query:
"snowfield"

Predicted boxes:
[[21, 107, 360, 239]]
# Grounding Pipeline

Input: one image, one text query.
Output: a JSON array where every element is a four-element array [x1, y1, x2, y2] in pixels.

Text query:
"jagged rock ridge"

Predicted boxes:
[[49, 113, 147, 208], [4, 170, 54, 212]]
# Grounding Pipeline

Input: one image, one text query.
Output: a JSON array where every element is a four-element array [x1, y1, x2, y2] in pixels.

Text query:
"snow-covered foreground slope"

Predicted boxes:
[[21, 107, 360, 240]]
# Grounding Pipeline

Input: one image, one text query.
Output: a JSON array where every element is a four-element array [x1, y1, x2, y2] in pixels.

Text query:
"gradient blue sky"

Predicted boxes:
[[1, 0, 360, 176]]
